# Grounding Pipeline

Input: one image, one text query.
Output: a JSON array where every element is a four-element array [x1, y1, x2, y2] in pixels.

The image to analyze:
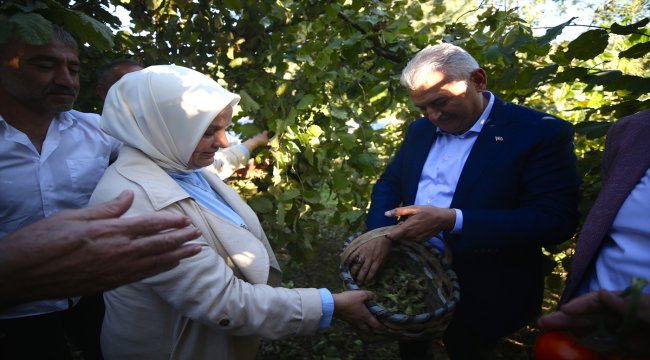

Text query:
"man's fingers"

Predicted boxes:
[[355, 262, 370, 285], [346, 250, 359, 264], [355, 259, 381, 286], [111, 213, 195, 238], [598, 290, 629, 315], [360, 290, 375, 301], [384, 206, 417, 218], [358, 291, 383, 329], [122, 244, 204, 284], [537, 311, 592, 330], [560, 291, 603, 315], [366, 262, 380, 283], [130, 227, 202, 256], [387, 226, 406, 242], [62, 190, 135, 221]]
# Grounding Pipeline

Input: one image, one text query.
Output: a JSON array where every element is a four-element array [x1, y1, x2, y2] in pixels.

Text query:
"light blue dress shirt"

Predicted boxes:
[[414, 92, 495, 251], [167, 170, 335, 328], [587, 166, 650, 293], [0, 110, 121, 319]]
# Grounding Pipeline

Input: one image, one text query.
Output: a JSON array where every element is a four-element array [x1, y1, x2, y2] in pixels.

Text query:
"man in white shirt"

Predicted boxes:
[[0, 25, 120, 359]]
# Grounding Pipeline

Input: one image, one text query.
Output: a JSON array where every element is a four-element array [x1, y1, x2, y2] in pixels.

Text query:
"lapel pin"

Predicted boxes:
[[495, 136, 504, 142]]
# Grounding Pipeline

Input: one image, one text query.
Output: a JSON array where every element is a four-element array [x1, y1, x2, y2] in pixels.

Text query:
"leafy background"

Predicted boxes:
[[2, 0, 648, 357]]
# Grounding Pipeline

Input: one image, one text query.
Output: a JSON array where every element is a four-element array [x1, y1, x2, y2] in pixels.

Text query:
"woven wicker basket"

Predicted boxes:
[[340, 226, 460, 341]]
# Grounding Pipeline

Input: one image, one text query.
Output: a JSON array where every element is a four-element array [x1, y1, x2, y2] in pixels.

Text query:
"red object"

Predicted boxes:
[[534, 331, 602, 360]]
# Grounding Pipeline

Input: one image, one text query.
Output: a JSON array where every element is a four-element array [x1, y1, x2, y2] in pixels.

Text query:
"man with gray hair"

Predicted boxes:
[[347, 43, 580, 359]]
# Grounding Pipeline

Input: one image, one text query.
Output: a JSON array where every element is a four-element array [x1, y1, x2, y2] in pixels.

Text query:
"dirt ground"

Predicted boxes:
[[259, 227, 548, 359]]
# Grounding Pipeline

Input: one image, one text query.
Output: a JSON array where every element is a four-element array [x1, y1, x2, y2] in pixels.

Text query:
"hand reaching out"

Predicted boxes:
[[0, 190, 202, 308], [384, 205, 456, 243], [242, 130, 270, 153]]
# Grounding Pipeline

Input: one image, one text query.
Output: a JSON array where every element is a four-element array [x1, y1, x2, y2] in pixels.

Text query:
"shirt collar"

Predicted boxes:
[[0, 111, 77, 132], [56, 111, 78, 131]]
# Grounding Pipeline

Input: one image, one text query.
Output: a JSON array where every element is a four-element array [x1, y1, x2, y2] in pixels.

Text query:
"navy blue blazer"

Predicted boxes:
[[367, 95, 580, 337]]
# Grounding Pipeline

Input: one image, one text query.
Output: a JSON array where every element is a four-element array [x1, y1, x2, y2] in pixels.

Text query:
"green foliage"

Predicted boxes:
[[3, 0, 647, 356], [0, 0, 114, 49], [12, 1, 649, 274]]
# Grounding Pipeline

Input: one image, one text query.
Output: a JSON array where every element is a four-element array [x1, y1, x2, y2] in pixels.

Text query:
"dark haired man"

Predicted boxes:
[[0, 25, 118, 359]]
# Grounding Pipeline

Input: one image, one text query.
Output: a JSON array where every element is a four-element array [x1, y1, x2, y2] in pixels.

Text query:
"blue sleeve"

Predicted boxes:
[[367, 118, 435, 231], [318, 288, 334, 329]]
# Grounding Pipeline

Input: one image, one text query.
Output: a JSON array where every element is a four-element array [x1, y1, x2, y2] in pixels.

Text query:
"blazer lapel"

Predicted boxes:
[[405, 119, 437, 205]]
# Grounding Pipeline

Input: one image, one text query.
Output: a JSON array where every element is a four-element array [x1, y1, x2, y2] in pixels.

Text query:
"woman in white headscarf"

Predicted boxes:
[[89, 65, 381, 360]]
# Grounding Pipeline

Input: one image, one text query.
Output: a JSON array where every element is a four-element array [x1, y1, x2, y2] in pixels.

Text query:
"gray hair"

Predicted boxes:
[[400, 43, 480, 91], [50, 25, 78, 49], [0, 25, 77, 63]]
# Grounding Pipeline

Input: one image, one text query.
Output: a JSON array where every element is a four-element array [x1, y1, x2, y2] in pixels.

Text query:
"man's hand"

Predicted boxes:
[[348, 206, 454, 285], [0, 190, 202, 308], [538, 289, 650, 356], [384, 205, 456, 243], [348, 235, 392, 285], [332, 290, 383, 335]]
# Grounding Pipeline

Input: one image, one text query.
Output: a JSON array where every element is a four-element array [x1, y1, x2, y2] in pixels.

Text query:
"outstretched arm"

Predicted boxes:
[[0, 190, 202, 308], [210, 131, 270, 179]]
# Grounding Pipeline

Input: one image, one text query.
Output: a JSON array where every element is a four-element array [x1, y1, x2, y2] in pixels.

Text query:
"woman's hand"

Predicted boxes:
[[332, 290, 383, 335]]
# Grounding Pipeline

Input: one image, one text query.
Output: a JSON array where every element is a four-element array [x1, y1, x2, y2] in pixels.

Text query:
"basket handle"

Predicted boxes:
[[340, 225, 453, 268]]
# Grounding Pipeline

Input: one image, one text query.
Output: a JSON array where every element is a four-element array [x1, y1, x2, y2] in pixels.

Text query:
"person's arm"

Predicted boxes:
[[366, 118, 436, 231], [209, 131, 269, 179], [366, 143, 406, 230], [0, 190, 202, 309], [317, 288, 382, 333], [355, 121, 426, 283], [332, 290, 383, 334], [139, 228, 380, 339], [241, 130, 269, 154]]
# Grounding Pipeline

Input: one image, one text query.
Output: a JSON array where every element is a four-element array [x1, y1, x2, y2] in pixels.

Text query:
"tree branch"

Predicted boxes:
[[337, 11, 402, 63]]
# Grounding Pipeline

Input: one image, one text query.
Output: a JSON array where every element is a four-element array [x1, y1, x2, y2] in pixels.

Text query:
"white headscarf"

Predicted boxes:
[[101, 65, 240, 172]]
